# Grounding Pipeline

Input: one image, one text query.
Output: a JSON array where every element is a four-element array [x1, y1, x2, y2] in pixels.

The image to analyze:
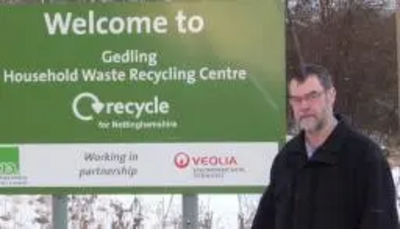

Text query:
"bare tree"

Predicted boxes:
[[237, 195, 259, 229]]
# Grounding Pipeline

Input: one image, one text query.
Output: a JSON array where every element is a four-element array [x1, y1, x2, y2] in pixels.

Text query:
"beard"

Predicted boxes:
[[298, 115, 324, 133]]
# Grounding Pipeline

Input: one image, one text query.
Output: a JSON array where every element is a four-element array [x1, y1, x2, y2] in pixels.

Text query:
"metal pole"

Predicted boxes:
[[52, 195, 68, 229], [182, 194, 198, 229]]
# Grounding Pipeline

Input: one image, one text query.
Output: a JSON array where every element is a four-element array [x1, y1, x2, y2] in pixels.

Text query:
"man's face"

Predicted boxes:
[[288, 75, 336, 133]]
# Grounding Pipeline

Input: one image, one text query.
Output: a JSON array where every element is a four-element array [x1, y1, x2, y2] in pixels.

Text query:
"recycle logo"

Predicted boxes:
[[72, 92, 104, 121], [71, 92, 170, 122]]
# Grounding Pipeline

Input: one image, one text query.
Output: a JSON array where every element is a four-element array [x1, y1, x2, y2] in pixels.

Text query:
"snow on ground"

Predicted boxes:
[[1, 168, 400, 228]]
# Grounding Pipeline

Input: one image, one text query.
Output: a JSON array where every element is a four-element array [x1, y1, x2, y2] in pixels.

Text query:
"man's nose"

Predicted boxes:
[[298, 99, 311, 109]]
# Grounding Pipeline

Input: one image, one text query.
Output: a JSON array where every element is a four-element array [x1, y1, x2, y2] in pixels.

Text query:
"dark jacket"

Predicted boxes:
[[252, 117, 399, 229]]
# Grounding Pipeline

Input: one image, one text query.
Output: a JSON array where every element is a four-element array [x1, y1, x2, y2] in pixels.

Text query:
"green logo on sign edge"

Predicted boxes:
[[0, 147, 19, 175]]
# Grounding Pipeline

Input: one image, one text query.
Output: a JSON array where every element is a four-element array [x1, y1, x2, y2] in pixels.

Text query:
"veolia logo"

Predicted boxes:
[[174, 152, 190, 169], [173, 152, 238, 169], [72, 92, 170, 121], [0, 147, 19, 175]]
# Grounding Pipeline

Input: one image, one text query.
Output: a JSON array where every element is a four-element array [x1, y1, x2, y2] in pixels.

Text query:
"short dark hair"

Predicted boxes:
[[290, 63, 334, 90]]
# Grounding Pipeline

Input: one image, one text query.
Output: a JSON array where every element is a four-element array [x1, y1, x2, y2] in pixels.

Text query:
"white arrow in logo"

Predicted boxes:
[[91, 101, 105, 114], [72, 92, 104, 121]]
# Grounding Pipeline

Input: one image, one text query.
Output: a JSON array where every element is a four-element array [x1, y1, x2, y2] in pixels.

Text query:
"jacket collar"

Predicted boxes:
[[285, 114, 351, 165]]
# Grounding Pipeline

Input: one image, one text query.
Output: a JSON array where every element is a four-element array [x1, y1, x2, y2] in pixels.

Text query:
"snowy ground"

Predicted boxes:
[[0, 194, 260, 228], [0, 168, 400, 228]]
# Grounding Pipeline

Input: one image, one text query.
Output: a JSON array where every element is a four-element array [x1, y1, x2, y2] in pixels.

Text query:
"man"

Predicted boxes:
[[251, 64, 399, 229]]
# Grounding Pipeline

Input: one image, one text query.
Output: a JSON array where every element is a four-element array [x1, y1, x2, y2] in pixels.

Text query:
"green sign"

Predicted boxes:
[[0, 0, 285, 193]]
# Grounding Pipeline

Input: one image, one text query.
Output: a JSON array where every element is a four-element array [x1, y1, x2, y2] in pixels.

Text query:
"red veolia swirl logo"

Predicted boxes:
[[174, 152, 190, 169]]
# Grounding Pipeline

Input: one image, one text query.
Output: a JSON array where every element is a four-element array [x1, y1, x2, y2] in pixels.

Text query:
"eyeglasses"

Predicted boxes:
[[288, 90, 326, 105]]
